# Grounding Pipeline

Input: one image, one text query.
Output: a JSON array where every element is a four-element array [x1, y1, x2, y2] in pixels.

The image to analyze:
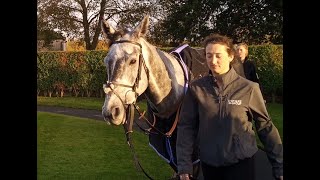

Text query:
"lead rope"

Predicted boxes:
[[124, 104, 155, 180], [109, 40, 183, 179], [110, 40, 156, 180], [133, 102, 182, 173], [126, 102, 181, 180]]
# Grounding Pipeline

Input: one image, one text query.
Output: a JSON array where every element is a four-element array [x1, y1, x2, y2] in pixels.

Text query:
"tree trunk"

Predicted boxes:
[[60, 89, 64, 97], [73, 89, 79, 97], [86, 90, 91, 97], [48, 91, 52, 97]]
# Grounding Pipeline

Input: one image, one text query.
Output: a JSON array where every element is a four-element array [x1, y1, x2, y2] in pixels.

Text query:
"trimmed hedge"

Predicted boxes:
[[37, 45, 283, 102], [249, 45, 283, 103], [37, 51, 107, 97]]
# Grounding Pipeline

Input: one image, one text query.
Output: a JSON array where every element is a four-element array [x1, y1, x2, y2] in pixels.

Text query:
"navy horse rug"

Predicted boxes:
[[147, 44, 207, 172]]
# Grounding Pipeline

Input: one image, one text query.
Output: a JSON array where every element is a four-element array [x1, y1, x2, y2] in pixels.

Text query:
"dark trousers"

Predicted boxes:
[[201, 154, 255, 180]]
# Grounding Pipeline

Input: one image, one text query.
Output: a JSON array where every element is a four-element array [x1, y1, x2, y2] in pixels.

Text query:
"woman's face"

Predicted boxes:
[[206, 43, 233, 75], [237, 45, 248, 61]]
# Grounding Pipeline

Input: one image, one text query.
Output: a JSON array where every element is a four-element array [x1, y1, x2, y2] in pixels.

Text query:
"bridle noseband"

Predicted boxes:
[[103, 40, 149, 130], [102, 40, 189, 179], [102, 40, 156, 179]]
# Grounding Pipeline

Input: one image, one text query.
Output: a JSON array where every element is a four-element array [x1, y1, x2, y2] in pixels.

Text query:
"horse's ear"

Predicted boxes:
[[101, 20, 116, 41], [132, 15, 150, 38], [101, 20, 124, 45]]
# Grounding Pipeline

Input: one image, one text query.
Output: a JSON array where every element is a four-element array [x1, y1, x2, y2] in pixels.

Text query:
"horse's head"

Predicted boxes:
[[101, 15, 150, 125]]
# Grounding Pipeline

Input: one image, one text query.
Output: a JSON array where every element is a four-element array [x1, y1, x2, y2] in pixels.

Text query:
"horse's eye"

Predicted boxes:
[[130, 59, 137, 65]]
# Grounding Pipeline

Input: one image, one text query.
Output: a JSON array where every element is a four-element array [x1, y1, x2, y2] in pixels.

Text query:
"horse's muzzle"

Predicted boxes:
[[102, 105, 124, 126]]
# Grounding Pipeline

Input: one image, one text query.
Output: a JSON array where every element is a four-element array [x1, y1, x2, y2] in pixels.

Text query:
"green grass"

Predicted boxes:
[[252, 103, 282, 149], [37, 96, 148, 111], [38, 112, 173, 179], [37, 96, 105, 110], [266, 103, 283, 140], [37, 96, 283, 178], [37, 96, 282, 139]]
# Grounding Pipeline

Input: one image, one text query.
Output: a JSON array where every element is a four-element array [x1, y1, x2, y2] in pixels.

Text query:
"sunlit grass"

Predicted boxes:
[[266, 103, 283, 140], [37, 96, 104, 110], [37, 96, 148, 111], [37, 96, 283, 153], [37, 112, 173, 179], [37, 96, 282, 138]]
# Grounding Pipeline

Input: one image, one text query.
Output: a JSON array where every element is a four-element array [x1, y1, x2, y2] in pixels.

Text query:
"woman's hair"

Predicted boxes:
[[236, 42, 249, 57], [202, 33, 235, 57], [237, 42, 248, 50]]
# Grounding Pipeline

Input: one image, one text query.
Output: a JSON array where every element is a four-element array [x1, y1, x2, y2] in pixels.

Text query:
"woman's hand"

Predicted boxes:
[[179, 174, 190, 180]]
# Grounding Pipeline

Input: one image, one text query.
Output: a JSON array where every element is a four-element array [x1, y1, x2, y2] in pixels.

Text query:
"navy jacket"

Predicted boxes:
[[243, 57, 260, 84]]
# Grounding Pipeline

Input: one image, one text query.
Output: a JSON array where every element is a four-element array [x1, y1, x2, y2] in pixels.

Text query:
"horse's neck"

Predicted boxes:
[[142, 41, 185, 118]]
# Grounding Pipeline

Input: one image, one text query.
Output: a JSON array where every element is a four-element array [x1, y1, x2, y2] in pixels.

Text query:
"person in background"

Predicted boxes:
[[176, 34, 283, 180], [236, 42, 266, 103], [236, 43, 260, 84], [230, 44, 245, 78]]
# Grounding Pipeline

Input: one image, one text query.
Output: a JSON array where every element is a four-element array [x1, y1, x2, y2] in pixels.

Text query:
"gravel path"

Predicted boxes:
[[37, 106, 104, 121], [37, 105, 150, 130]]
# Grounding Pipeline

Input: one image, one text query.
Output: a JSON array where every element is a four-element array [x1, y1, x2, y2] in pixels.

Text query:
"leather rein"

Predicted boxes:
[[103, 40, 182, 180]]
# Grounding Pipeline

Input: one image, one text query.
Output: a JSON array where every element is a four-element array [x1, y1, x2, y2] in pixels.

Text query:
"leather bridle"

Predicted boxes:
[[103, 40, 149, 133], [102, 40, 185, 179], [102, 40, 158, 179]]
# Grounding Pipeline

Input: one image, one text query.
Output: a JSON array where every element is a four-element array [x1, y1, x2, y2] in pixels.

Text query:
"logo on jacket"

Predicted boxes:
[[228, 100, 242, 105]]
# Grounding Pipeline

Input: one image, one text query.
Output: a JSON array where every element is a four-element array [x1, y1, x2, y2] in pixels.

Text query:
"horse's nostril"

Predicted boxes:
[[113, 107, 120, 117], [102, 111, 111, 120]]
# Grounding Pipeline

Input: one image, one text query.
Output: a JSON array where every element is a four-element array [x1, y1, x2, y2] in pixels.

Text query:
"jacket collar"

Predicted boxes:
[[242, 57, 249, 63], [209, 67, 239, 89]]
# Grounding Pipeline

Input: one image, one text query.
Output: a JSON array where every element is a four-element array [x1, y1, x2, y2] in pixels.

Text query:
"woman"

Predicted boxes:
[[176, 34, 283, 180], [236, 42, 260, 84]]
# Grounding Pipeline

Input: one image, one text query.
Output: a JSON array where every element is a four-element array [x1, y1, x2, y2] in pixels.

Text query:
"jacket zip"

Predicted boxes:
[[223, 94, 228, 120], [212, 84, 222, 121], [218, 94, 223, 120]]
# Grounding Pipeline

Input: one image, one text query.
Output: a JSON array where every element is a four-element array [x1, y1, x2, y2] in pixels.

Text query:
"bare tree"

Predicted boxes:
[[37, 0, 159, 50]]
